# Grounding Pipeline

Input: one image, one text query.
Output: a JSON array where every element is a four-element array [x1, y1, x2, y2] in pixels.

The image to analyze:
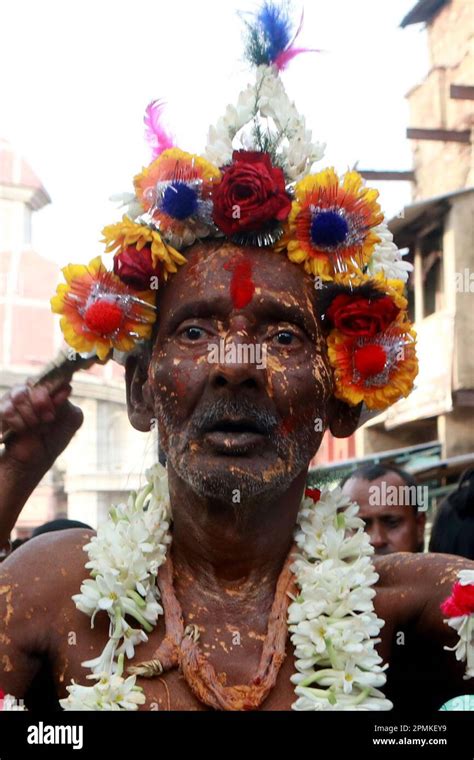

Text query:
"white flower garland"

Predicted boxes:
[[204, 64, 326, 182], [60, 464, 394, 711], [61, 464, 171, 711], [289, 488, 393, 710]]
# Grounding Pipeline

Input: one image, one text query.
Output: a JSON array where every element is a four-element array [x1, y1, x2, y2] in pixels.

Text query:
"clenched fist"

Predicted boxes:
[[0, 380, 84, 470]]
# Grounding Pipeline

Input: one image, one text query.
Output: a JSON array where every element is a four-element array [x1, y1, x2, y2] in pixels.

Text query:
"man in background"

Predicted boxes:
[[341, 463, 426, 554], [429, 468, 474, 560]]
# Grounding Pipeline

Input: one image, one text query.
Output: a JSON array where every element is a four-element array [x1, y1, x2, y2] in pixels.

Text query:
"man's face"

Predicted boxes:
[[342, 472, 426, 554], [144, 242, 334, 503]]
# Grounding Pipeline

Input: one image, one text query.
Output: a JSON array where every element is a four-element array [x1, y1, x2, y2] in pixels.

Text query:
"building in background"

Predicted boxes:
[[0, 139, 155, 537], [355, 0, 473, 464]]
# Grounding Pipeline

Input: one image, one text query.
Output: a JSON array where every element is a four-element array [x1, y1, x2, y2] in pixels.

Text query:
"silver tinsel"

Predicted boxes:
[[231, 224, 284, 248]]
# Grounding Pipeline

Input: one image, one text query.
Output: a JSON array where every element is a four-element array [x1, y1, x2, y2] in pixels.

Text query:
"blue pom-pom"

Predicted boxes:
[[258, 2, 292, 62], [160, 182, 198, 220], [310, 211, 349, 248]]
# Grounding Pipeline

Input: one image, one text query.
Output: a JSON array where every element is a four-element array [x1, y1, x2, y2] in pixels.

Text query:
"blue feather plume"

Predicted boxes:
[[259, 2, 293, 61], [243, 1, 294, 67]]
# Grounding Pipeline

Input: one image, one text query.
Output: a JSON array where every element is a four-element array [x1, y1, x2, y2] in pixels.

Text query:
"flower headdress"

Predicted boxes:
[[51, 1, 417, 412]]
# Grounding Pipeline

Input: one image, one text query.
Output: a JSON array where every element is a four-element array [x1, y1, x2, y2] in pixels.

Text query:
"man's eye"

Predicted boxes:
[[274, 331, 296, 345], [182, 326, 205, 341]]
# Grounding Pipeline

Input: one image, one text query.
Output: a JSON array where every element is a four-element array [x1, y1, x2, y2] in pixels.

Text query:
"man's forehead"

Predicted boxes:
[[157, 242, 320, 330]]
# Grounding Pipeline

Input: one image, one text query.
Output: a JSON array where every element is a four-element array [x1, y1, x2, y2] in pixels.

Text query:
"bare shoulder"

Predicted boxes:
[[0, 528, 94, 643], [0, 528, 94, 698]]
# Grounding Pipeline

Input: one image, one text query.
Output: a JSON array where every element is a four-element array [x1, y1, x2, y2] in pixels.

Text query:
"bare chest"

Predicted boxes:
[[48, 589, 396, 711]]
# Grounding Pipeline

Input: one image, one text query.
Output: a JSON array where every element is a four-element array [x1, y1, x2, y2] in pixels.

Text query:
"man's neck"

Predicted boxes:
[[167, 466, 307, 593]]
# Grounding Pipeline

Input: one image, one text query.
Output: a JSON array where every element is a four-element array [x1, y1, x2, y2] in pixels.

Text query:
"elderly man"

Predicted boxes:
[[0, 240, 472, 713], [341, 464, 426, 554], [0, 2, 472, 714]]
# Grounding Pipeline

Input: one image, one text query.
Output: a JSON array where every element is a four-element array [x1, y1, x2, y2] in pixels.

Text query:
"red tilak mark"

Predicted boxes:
[[223, 256, 255, 309]]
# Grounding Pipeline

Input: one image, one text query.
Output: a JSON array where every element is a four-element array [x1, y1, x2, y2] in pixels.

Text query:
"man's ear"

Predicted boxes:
[[327, 398, 362, 438], [125, 351, 154, 432]]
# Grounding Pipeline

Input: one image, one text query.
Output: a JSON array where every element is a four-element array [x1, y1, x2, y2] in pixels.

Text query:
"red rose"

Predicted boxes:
[[305, 487, 321, 503], [113, 245, 161, 289], [326, 294, 400, 337], [441, 582, 474, 618], [212, 150, 291, 236]]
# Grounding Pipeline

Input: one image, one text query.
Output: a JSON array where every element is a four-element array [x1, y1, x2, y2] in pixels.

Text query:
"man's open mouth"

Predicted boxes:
[[202, 417, 267, 454]]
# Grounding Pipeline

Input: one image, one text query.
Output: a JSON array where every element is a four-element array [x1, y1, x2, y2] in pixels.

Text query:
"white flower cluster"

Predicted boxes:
[[288, 487, 392, 711], [0, 694, 27, 711], [443, 569, 474, 680], [63, 666, 146, 711], [368, 222, 414, 283], [204, 65, 325, 181], [61, 463, 171, 711]]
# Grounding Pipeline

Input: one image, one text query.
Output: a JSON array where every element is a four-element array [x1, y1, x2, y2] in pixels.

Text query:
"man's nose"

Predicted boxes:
[[208, 333, 266, 390], [368, 522, 388, 551]]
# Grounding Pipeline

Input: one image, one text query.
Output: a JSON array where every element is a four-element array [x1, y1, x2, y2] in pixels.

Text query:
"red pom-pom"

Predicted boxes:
[[353, 344, 387, 378], [84, 300, 124, 335]]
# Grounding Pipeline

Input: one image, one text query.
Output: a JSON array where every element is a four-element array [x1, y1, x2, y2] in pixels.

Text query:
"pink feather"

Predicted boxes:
[[274, 46, 322, 71], [144, 100, 174, 160], [274, 9, 322, 72]]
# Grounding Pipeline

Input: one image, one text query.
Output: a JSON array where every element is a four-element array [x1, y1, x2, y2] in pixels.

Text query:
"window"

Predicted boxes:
[[421, 228, 443, 317]]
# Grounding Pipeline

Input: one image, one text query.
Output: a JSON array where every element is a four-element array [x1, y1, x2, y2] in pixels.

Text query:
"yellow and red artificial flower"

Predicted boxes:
[[212, 150, 292, 244], [101, 216, 186, 284], [50, 256, 156, 360], [133, 148, 221, 247], [323, 271, 417, 410], [327, 321, 418, 410], [277, 167, 384, 280]]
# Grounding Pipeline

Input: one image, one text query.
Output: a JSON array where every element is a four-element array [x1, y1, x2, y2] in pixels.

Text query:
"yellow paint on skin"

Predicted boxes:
[[266, 355, 285, 374], [1, 654, 13, 672], [248, 631, 265, 641], [0, 585, 13, 627]]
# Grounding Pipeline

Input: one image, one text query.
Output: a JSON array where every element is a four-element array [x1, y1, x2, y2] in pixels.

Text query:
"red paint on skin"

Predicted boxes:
[[279, 402, 321, 437], [280, 415, 297, 435], [173, 367, 189, 398], [223, 256, 255, 309]]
